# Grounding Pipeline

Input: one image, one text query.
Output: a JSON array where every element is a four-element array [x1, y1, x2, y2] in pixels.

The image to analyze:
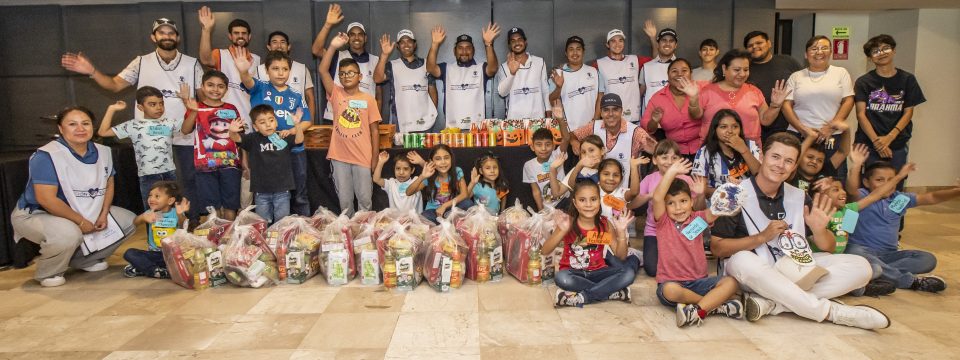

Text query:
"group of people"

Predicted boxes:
[[9, 4, 956, 333]]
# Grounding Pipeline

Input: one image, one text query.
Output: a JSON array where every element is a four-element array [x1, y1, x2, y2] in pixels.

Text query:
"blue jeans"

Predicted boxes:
[[845, 243, 936, 288], [421, 199, 474, 224], [863, 143, 909, 191], [290, 151, 310, 216], [123, 249, 166, 275], [255, 192, 291, 225], [555, 254, 638, 303], [172, 145, 199, 224], [642, 235, 658, 277], [138, 170, 177, 210], [656, 276, 721, 307]]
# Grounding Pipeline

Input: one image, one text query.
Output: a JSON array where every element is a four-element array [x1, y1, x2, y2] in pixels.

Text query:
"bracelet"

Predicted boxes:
[[892, 127, 901, 134], [88, 69, 97, 79], [77, 219, 86, 228]]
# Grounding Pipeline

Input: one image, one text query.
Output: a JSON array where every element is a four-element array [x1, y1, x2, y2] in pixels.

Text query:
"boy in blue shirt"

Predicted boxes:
[[235, 49, 313, 216]]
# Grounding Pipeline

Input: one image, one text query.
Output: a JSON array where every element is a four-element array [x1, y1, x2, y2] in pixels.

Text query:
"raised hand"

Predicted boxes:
[[690, 175, 707, 195], [431, 25, 446, 45], [609, 211, 635, 233], [330, 32, 349, 49], [421, 161, 436, 178], [650, 106, 664, 124], [769, 79, 790, 107], [812, 177, 833, 193], [506, 53, 521, 75], [470, 167, 481, 185], [555, 212, 572, 233], [108, 100, 127, 112], [175, 198, 191, 216], [550, 151, 567, 170], [721, 132, 749, 154], [578, 154, 600, 169], [406, 151, 425, 165], [550, 68, 565, 88], [291, 108, 304, 123], [666, 158, 693, 176], [897, 162, 917, 179], [551, 99, 565, 120], [232, 47, 252, 73], [325, 3, 344, 26], [849, 143, 869, 166], [379, 34, 395, 55], [642, 19, 657, 39], [377, 151, 390, 165], [804, 193, 833, 230], [631, 155, 651, 168], [481, 22, 501, 45], [61, 52, 96, 76], [178, 83, 198, 111], [198, 6, 215, 30], [675, 77, 699, 97], [228, 118, 244, 133]]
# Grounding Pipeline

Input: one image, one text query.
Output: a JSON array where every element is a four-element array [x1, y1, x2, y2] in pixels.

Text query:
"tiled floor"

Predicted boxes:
[[2, 200, 960, 359]]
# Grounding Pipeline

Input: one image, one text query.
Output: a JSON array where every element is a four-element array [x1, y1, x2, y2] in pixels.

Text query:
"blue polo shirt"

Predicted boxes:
[[847, 188, 917, 252], [17, 138, 115, 211]]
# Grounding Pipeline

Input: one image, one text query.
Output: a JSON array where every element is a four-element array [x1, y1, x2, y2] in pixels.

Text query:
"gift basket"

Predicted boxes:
[[379, 221, 425, 291], [223, 205, 268, 240], [311, 206, 339, 230], [193, 206, 233, 244], [499, 200, 530, 271], [161, 228, 226, 290], [352, 223, 381, 285], [318, 215, 357, 285], [506, 206, 559, 285], [458, 205, 504, 283], [267, 216, 323, 284], [423, 219, 468, 292], [222, 224, 279, 288]]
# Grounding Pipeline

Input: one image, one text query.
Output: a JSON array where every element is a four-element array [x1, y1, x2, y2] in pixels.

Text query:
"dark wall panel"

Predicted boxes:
[[554, 0, 627, 65], [0, 6, 63, 77], [631, 0, 678, 59], [492, 0, 553, 118], [63, 5, 142, 75], [261, 0, 315, 70], [733, 0, 776, 50], [677, 0, 733, 60], [0, 77, 71, 151]]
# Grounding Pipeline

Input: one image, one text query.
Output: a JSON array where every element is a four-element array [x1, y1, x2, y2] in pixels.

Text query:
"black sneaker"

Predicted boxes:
[[607, 287, 632, 302], [863, 279, 897, 297], [911, 275, 946, 293], [122, 264, 145, 278], [152, 267, 171, 279]]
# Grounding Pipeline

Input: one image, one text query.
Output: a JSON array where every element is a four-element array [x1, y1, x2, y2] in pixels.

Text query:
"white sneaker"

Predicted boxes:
[[829, 303, 890, 330], [744, 293, 775, 322], [81, 261, 109, 272], [40, 275, 66, 287]]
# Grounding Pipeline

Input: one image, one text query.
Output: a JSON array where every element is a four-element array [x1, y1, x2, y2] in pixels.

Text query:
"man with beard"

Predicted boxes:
[[592, 20, 658, 124], [639, 28, 679, 120], [373, 29, 440, 133], [426, 23, 501, 130], [61, 18, 203, 224], [198, 6, 259, 131], [496, 27, 550, 119], [743, 31, 802, 142], [311, 4, 381, 122], [257, 31, 317, 121]]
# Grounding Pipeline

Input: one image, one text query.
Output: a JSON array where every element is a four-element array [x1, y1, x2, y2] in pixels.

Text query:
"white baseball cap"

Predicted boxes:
[[347, 22, 365, 33], [397, 29, 415, 41], [606, 29, 625, 42]]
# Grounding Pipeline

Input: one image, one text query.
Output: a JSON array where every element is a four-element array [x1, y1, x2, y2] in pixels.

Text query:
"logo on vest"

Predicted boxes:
[[401, 84, 428, 92], [74, 187, 106, 199]]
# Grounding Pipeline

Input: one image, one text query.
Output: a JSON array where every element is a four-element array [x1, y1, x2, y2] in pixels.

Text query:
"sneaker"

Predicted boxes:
[[607, 287, 632, 302], [555, 289, 585, 308], [39, 275, 66, 287], [863, 279, 897, 297], [743, 293, 775, 322], [152, 267, 171, 279], [911, 275, 946, 293], [123, 265, 145, 278], [712, 299, 744, 320], [676, 303, 704, 328], [828, 302, 890, 330], [627, 247, 643, 261], [81, 261, 108, 272]]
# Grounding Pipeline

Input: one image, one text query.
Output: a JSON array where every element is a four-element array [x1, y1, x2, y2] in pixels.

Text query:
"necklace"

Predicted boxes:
[[806, 68, 827, 83]]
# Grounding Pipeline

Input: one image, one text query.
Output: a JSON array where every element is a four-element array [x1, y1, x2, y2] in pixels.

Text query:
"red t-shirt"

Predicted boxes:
[[191, 102, 240, 172], [655, 210, 708, 283], [558, 218, 612, 272]]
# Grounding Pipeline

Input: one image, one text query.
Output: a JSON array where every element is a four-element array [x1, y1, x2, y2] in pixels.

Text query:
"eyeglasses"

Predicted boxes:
[[338, 71, 359, 78], [870, 46, 893, 57], [808, 46, 830, 53]]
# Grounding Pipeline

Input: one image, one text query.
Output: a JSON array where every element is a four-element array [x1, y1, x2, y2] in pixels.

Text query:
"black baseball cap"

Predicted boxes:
[[565, 35, 585, 48], [456, 34, 473, 46], [600, 93, 622, 108], [657, 28, 678, 41], [507, 27, 526, 40]]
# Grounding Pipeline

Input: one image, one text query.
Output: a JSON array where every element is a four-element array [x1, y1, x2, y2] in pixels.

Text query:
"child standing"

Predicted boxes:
[[405, 145, 474, 223], [231, 104, 304, 224], [319, 32, 382, 216], [97, 87, 179, 209], [468, 153, 510, 215], [181, 70, 242, 221], [123, 181, 190, 278], [652, 160, 742, 327], [545, 181, 636, 307], [373, 151, 423, 212], [523, 127, 570, 211]]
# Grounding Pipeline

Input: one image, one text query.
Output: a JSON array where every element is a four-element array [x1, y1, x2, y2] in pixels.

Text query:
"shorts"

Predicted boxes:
[[656, 276, 721, 307], [195, 167, 241, 212]]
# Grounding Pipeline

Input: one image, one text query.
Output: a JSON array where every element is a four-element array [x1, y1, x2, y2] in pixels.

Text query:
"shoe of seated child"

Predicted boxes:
[[711, 299, 744, 320], [123, 265, 145, 278], [862, 279, 897, 297], [607, 287, 632, 302], [676, 304, 704, 327], [555, 289, 585, 308], [744, 293, 775, 322]]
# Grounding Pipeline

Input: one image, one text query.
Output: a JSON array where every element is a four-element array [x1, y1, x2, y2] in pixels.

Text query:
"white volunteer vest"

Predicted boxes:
[[596, 55, 641, 123], [557, 64, 599, 130], [257, 60, 310, 95], [641, 58, 671, 116], [738, 179, 807, 267], [324, 50, 378, 120], [136, 51, 200, 146], [391, 58, 437, 133], [218, 49, 260, 132], [444, 62, 486, 129], [594, 121, 635, 189], [500, 54, 547, 120]]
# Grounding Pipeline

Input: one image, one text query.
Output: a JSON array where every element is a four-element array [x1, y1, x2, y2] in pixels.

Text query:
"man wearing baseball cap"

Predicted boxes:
[[496, 27, 550, 119], [256, 31, 317, 120], [639, 28, 679, 122], [373, 29, 440, 133], [311, 3, 381, 121], [549, 35, 602, 130], [61, 16, 204, 223], [570, 93, 656, 189], [198, 6, 260, 131], [593, 20, 659, 124], [426, 23, 502, 129]]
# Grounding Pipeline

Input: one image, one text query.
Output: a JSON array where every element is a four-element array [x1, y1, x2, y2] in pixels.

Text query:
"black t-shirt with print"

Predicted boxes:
[[854, 69, 925, 150], [239, 132, 296, 193]]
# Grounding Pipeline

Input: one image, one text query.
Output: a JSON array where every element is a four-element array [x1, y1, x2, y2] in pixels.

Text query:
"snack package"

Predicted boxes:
[[380, 221, 424, 291], [222, 224, 279, 288], [223, 205, 268, 240], [498, 199, 530, 260], [459, 205, 504, 282], [193, 206, 233, 245], [506, 206, 557, 284], [271, 216, 323, 284], [423, 219, 468, 292], [352, 222, 380, 285], [160, 228, 226, 290], [318, 215, 357, 285], [311, 206, 338, 231]]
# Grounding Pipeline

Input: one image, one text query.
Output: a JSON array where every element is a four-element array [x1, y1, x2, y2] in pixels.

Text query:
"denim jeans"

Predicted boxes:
[[138, 171, 177, 210], [555, 253, 638, 303], [642, 235, 658, 277], [172, 144, 199, 224], [290, 151, 310, 216], [420, 199, 474, 224], [845, 243, 936, 288], [255, 192, 291, 225], [123, 249, 166, 275]]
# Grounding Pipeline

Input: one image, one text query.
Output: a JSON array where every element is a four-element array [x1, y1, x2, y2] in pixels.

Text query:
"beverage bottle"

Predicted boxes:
[[527, 245, 542, 285], [383, 250, 397, 288]]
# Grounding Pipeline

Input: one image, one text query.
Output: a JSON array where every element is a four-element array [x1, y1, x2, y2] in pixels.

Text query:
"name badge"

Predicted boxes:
[[147, 125, 172, 137], [602, 194, 626, 212], [541, 162, 550, 173], [398, 182, 410, 194], [348, 99, 368, 109], [154, 212, 179, 228], [268, 133, 288, 150], [681, 217, 708, 241], [889, 194, 910, 214], [584, 231, 612, 245], [840, 209, 859, 233], [215, 109, 238, 119]]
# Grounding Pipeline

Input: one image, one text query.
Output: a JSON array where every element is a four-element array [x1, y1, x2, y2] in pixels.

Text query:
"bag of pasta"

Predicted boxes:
[[459, 205, 504, 282], [222, 224, 279, 288], [161, 228, 225, 290], [318, 215, 357, 285], [423, 219, 468, 292]]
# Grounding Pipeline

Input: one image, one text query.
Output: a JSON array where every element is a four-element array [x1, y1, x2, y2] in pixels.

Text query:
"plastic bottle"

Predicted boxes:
[[383, 250, 397, 288], [527, 245, 542, 285]]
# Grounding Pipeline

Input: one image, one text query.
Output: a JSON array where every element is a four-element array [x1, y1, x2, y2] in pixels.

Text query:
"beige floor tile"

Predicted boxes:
[[664, 339, 771, 359], [479, 310, 568, 346], [246, 287, 340, 314], [388, 311, 479, 352], [482, 344, 578, 360], [727, 312, 867, 338], [322, 287, 407, 313], [176, 349, 297, 359], [1, 351, 112, 360], [118, 314, 239, 351], [556, 305, 656, 344], [102, 350, 193, 360], [48, 315, 164, 351], [173, 287, 271, 315], [0, 289, 56, 317], [401, 284, 479, 312], [636, 305, 746, 342], [289, 348, 387, 360], [206, 314, 320, 350], [385, 346, 481, 360], [20, 289, 133, 317], [299, 312, 399, 349], [95, 289, 199, 316], [749, 335, 872, 360], [571, 342, 672, 359], [0, 316, 88, 352], [477, 278, 553, 311], [837, 325, 956, 359], [628, 277, 662, 306]]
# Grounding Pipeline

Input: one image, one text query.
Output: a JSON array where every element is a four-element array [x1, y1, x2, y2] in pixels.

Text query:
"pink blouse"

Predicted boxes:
[[699, 83, 766, 144], [640, 85, 704, 155]]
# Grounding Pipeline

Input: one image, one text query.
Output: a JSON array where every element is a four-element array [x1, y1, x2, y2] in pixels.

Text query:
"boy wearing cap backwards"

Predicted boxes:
[[550, 35, 603, 131], [258, 31, 317, 120], [426, 23, 502, 129], [593, 20, 659, 124], [639, 28, 679, 120], [373, 29, 440, 133], [496, 27, 551, 119], [312, 4, 381, 121]]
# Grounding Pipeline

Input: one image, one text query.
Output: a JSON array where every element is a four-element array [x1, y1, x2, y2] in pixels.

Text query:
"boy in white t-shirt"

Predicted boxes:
[[373, 151, 423, 212], [523, 116, 571, 211]]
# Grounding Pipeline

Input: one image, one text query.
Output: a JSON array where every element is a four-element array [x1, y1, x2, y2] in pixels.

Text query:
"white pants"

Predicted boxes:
[[725, 250, 871, 321]]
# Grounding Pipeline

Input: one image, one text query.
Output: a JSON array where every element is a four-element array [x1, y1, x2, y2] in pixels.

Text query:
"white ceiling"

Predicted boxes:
[[777, 0, 960, 10]]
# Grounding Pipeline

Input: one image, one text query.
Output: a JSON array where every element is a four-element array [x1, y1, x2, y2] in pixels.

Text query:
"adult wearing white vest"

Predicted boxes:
[[496, 27, 550, 119], [257, 31, 317, 121], [710, 133, 888, 330], [61, 18, 202, 223], [549, 35, 603, 131], [373, 29, 439, 133], [570, 94, 656, 189], [312, 4, 381, 121], [639, 28, 679, 118], [10, 107, 137, 287], [199, 7, 259, 131], [593, 21, 659, 124], [426, 24, 502, 130]]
